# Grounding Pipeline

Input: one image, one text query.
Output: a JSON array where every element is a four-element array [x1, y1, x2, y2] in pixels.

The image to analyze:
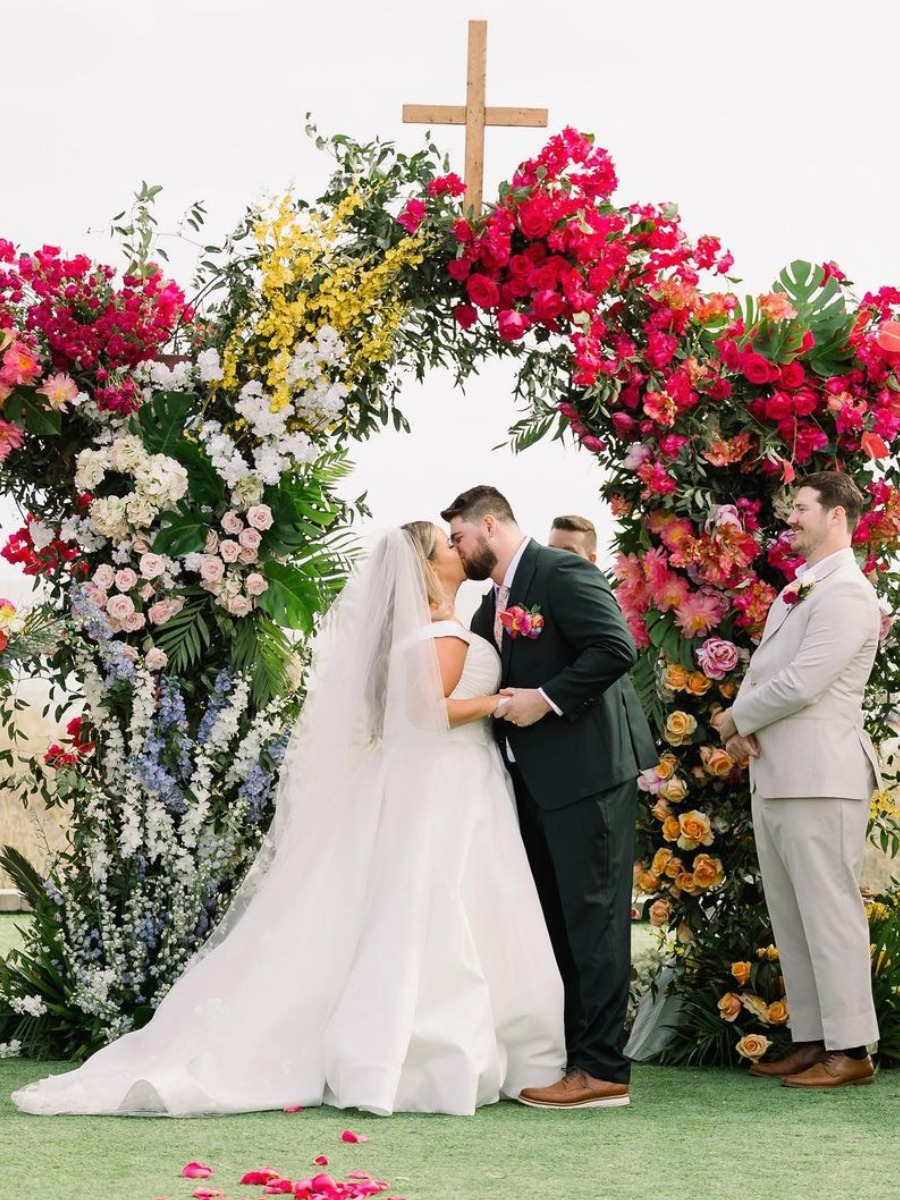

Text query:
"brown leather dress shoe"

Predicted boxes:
[[518, 1068, 630, 1109], [782, 1052, 875, 1089], [748, 1042, 825, 1078]]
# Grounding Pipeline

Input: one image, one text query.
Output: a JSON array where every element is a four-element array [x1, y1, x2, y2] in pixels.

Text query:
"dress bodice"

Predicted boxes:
[[427, 621, 500, 744]]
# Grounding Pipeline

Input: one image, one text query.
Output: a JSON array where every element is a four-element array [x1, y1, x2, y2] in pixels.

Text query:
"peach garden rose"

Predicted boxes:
[[736, 1033, 772, 1062], [677, 809, 714, 849], [730, 961, 752, 987], [717, 992, 742, 1022]]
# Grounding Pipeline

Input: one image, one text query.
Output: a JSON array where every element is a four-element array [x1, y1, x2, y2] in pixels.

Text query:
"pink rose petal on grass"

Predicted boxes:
[[182, 1164, 214, 1179], [192, 1191, 223, 1200], [282, 1104, 305, 1112], [262, 1181, 294, 1195], [346, 1170, 372, 1180], [313, 1155, 329, 1166], [341, 1129, 369, 1143], [240, 1169, 281, 1185]]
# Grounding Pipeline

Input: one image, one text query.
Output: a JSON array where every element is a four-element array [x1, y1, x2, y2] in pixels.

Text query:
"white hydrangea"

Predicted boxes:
[[196, 348, 225, 383], [9, 994, 48, 1018]]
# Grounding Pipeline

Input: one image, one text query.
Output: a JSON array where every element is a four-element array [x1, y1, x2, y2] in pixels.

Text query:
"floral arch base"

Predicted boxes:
[[1, 124, 899, 1065]]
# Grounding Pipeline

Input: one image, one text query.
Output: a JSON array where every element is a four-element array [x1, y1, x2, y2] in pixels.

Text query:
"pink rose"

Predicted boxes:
[[246, 504, 274, 531], [199, 555, 225, 583], [139, 553, 165, 580], [204, 530, 219, 554], [238, 528, 262, 551], [93, 564, 115, 590], [466, 274, 500, 310], [131, 535, 151, 555], [121, 644, 138, 661], [740, 352, 781, 385], [245, 573, 268, 596], [531, 288, 565, 326], [238, 546, 259, 565], [122, 611, 146, 633], [227, 594, 253, 618], [139, 583, 156, 601], [497, 310, 531, 341], [695, 637, 740, 680], [221, 511, 244, 535], [83, 583, 108, 607], [114, 568, 138, 592], [145, 648, 168, 671], [219, 539, 240, 563], [106, 594, 135, 621], [148, 597, 185, 626]]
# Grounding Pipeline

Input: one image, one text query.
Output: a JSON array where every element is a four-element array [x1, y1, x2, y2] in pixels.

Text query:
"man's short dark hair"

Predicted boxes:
[[440, 485, 517, 525], [798, 471, 866, 533], [551, 514, 597, 557]]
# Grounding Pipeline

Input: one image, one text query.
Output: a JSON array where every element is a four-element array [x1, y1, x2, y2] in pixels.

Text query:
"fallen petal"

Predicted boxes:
[[182, 1164, 215, 1180], [240, 1170, 282, 1185], [313, 1156, 329, 1166], [346, 1172, 371, 1180], [283, 1104, 305, 1113], [192, 1191, 224, 1200], [341, 1130, 369, 1143]]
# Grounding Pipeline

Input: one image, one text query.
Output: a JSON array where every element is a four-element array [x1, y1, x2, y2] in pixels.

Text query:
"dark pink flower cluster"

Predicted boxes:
[[1, 513, 86, 579], [0, 240, 190, 413]]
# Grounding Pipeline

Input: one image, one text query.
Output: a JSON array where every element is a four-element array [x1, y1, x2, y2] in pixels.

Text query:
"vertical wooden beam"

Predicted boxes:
[[464, 20, 487, 218]]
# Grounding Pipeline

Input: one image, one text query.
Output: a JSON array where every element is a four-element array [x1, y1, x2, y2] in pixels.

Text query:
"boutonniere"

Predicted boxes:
[[782, 576, 816, 607], [499, 604, 544, 640]]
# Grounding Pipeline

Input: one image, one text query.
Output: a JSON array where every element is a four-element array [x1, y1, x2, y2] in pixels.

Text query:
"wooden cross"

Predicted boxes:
[[402, 19, 548, 217]]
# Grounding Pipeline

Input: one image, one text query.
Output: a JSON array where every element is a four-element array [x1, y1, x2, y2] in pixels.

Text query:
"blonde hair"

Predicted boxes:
[[401, 521, 449, 611]]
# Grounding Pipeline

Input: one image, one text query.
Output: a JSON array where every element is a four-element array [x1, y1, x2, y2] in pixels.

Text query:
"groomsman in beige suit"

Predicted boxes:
[[714, 471, 880, 1088]]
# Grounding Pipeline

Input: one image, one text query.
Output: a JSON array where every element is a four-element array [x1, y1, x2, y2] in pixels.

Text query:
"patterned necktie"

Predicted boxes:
[[493, 583, 510, 649]]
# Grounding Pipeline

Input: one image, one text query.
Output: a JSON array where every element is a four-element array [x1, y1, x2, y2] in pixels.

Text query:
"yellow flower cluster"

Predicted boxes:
[[869, 789, 899, 821], [221, 189, 426, 419]]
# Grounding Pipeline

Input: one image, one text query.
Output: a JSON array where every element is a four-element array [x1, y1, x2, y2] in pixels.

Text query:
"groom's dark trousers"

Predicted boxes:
[[472, 540, 657, 1085]]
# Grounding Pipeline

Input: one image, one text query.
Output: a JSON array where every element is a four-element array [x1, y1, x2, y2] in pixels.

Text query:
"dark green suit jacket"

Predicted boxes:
[[472, 540, 657, 810]]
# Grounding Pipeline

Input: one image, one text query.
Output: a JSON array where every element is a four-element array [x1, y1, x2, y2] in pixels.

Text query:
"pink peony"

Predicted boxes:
[[181, 1164, 214, 1180], [36, 372, 79, 410], [674, 590, 728, 638], [0, 419, 25, 462], [246, 504, 274, 530], [622, 442, 651, 471], [1, 343, 41, 386], [695, 637, 739, 679]]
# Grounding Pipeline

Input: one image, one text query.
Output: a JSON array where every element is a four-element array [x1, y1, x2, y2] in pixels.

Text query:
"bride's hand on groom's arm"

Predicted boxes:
[[494, 687, 551, 728]]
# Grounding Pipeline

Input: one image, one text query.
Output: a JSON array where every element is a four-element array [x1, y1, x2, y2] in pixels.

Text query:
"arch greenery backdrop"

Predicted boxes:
[[1, 123, 899, 1065]]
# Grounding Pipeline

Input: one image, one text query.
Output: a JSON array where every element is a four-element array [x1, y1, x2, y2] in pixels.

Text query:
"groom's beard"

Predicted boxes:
[[461, 537, 498, 581]]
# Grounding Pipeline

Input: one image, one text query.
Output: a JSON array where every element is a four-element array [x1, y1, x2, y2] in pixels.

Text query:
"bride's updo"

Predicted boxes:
[[402, 521, 451, 614]]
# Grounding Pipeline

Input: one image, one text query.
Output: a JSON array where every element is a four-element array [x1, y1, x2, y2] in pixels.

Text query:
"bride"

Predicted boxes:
[[13, 523, 565, 1117]]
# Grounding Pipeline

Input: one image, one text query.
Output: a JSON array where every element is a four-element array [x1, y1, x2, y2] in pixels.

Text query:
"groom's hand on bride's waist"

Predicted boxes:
[[494, 688, 553, 728]]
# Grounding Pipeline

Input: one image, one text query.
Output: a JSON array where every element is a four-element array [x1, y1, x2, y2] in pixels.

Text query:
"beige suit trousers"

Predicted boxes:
[[751, 794, 878, 1049]]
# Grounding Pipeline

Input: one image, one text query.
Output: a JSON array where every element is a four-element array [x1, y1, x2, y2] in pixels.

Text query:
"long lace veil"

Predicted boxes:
[[195, 527, 449, 958]]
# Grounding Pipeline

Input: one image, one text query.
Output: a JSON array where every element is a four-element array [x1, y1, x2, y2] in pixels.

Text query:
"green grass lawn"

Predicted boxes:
[[3, 915, 899, 1200]]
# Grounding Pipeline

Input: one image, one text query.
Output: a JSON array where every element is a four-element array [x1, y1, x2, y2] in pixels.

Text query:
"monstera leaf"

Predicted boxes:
[[773, 260, 857, 376]]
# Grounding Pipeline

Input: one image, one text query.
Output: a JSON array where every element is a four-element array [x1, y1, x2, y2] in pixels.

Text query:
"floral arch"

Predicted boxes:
[[1, 124, 899, 1065]]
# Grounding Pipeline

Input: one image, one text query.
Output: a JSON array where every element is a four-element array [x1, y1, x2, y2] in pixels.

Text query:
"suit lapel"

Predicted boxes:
[[501, 540, 539, 676], [760, 550, 853, 645]]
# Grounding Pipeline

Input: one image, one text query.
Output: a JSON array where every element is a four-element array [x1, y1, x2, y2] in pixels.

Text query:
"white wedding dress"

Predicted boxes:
[[13, 609, 565, 1117]]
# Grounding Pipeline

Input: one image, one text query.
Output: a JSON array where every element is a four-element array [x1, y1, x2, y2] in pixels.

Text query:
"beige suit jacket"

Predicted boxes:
[[732, 547, 881, 800]]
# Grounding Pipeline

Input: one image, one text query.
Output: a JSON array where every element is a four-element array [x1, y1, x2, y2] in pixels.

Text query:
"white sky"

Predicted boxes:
[[3, 0, 899, 619]]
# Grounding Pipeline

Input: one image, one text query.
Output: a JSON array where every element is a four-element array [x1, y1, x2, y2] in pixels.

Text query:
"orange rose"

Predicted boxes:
[[719, 681, 738, 699], [717, 992, 742, 1022], [664, 711, 698, 747], [655, 752, 679, 781], [662, 816, 682, 843], [684, 671, 712, 696], [767, 1001, 789, 1026], [650, 797, 672, 822], [677, 809, 714, 849], [692, 854, 725, 889], [660, 776, 689, 804], [730, 961, 752, 987], [636, 870, 661, 894], [664, 664, 690, 691], [663, 854, 684, 879], [700, 745, 735, 778], [740, 992, 772, 1024], [675, 870, 702, 896], [648, 898, 671, 927], [651, 848, 674, 876], [736, 1034, 772, 1062]]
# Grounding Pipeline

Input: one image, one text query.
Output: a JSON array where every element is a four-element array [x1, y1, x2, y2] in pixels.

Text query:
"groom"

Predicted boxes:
[[441, 485, 657, 1108]]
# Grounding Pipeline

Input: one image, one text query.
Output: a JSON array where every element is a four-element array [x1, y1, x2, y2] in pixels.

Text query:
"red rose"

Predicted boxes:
[[497, 309, 531, 341], [466, 274, 500, 310], [453, 304, 478, 330], [779, 360, 807, 389], [517, 196, 554, 240], [396, 199, 426, 234], [531, 288, 565, 326], [447, 258, 471, 282], [740, 352, 782, 385], [452, 219, 474, 243]]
